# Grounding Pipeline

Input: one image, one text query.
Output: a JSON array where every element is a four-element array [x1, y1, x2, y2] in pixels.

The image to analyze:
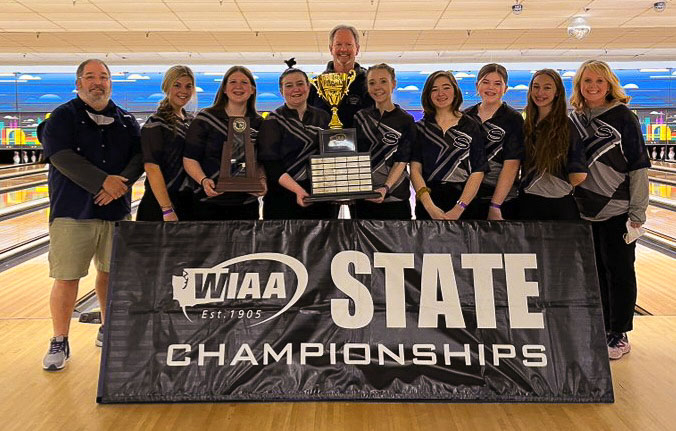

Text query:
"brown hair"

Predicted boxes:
[[421, 70, 462, 117], [367, 63, 396, 82], [523, 69, 569, 176], [477, 63, 508, 85], [76, 58, 110, 78], [570, 59, 630, 111], [209, 65, 258, 116]]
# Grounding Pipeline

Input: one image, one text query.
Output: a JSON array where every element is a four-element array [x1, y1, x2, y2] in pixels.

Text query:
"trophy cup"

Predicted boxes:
[[215, 117, 265, 193], [305, 71, 380, 202]]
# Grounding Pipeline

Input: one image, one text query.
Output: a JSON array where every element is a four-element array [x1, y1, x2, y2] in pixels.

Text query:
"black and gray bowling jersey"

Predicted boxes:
[[520, 118, 587, 199], [141, 112, 192, 194], [569, 104, 651, 221], [257, 105, 329, 182], [354, 105, 415, 201], [412, 114, 488, 184], [464, 103, 524, 197]]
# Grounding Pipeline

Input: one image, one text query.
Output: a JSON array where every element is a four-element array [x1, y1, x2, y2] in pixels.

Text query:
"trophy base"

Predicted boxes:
[[215, 177, 265, 193], [304, 191, 381, 203]]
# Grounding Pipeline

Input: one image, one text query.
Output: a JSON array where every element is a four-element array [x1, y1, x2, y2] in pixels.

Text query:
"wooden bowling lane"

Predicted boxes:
[[0, 172, 48, 191], [636, 244, 676, 316], [0, 163, 45, 175], [0, 184, 49, 210], [644, 205, 676, 240], [0, 207, 49, 251], [0, 165, 47, 180]]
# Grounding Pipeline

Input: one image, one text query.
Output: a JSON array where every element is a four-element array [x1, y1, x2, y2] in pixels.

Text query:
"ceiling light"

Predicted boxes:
[[654, 2, 666, 12], [567, 16, 591, 40], [511, 2, 523, 15]]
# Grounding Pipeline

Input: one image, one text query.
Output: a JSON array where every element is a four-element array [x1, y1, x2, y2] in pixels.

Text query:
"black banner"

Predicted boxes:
[[97, 220, 613, 403]]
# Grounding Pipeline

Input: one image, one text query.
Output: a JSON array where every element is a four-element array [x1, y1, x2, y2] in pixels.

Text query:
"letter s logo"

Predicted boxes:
[[453, 135, 471, 149]]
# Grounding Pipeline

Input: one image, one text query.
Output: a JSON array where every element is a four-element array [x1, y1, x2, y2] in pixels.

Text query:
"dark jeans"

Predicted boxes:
[[352, 199, 412, 220], [191, 199, 260, 221], [592, 213, 637, 334], [136, 189, 192, 221], [518, 193, 580, 221], [263, 186, 337, 220]]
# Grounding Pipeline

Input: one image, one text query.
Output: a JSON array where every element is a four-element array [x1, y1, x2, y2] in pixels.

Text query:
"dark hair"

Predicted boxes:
[[76, 59, 111, 78], [367, 63, 396, 82], [278, 58, 309, 90], [524, 69, 569, 176], [477, 63, 508, 85], [210, 65, 257, 116], [421, 70, 463, 117]]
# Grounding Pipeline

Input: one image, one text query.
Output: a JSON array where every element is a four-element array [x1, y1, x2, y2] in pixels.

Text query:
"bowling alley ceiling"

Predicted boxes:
[[1, 0, 676, 64]]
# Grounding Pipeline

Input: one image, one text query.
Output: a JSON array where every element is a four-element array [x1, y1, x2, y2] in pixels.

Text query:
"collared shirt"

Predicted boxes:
[[570, 104, 651, 221], [412, 114, 488, 184], [183, 107, 263, 205], [141, 112, 193, 194], [40, 97, 141, 221], [520, 118, 588, 199], [258, 104, 330, 183], [354, 104, 415, 201], [307, 62, 374, 129], [464, 102, 525, 199]]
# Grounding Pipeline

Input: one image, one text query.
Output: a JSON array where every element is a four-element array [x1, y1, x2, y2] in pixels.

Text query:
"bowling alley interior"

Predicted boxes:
[[0, 1, 675, 429]]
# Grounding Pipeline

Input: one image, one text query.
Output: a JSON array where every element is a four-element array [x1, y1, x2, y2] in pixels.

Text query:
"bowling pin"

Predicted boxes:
[[12, 151, 20, 164], [651, 147, 657, 159], [669, 147, 675, 161], [21, 151, 28, 164], [30, 151, 36, 163]]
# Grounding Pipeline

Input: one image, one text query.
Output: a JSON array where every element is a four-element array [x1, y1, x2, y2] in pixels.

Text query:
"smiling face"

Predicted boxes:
[[168, 75, 194, 111], [430, 76, 455, 112], [224, 71, 254, 106], [280, 71, 309, 109], [477, 71, 506, 105], [367, 68, 395, 106], [580, 68, 610, 108], [76, 61, 111, 109], [530, 73, 557, 109], [330, 28, 359, 69]]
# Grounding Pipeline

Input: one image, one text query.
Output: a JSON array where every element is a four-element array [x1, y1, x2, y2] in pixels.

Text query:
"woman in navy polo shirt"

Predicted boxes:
[[352, 63, 415, 220], [464, 63, 524, 220], [183, 66, 265, 220], [137, 65, 195, 221], [258, 63, 335, 219], [518, 69, 587, 220], [410, 70, 488, 220]]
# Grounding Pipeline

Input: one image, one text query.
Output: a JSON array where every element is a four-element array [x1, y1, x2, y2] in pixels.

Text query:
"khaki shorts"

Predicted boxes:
[[48, 217, 126, 280]]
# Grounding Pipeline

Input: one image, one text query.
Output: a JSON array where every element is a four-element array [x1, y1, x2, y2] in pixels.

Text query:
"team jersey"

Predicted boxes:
[[412, 114, 488, 184], [520, 118, 587, 199], [257, 104, 330, 183], [569, 103, 651, 221], [141, 112, 192, 194], [464, 102, 524, 199], [354, 105, 415, 201]]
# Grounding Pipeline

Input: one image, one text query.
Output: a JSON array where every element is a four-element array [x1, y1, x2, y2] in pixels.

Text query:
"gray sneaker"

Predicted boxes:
[[95, 326, 104, 347], [43, 336, 70, 371]]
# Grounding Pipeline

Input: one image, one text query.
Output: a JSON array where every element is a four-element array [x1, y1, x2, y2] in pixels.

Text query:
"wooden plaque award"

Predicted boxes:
[[215, 117, 264, 193]]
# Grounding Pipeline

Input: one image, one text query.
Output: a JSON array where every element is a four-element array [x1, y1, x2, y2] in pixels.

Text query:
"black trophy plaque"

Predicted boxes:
[[215, 116, 264, 193], [304, 128, 381, 203]]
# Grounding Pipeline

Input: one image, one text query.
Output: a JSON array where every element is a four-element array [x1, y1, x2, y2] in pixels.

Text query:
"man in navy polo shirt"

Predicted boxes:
[[39, 59, 142, 371]]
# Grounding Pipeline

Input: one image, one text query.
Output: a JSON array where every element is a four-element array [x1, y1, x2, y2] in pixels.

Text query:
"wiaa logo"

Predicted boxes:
[[172, 253, 307, 326]]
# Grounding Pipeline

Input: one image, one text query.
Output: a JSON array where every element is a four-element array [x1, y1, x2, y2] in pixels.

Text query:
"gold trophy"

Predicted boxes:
[[305, 70, 379, 203]]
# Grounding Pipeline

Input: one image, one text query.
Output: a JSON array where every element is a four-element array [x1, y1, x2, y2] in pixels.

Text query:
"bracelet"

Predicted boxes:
[[381, 184, 391, 196], [162, 208, 174, 216], [415, 186, 431, 200], [489, 202, 502, 209], [456, 200, 468, 209], [199, 177, 208, 187]]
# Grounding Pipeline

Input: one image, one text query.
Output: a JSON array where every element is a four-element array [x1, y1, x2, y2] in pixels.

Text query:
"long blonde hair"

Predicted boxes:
[[157, 65, 195, 129], [570, 60, 630, 111]]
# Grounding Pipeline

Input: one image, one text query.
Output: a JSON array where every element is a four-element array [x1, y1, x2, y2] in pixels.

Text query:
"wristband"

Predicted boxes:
[[162, 208, 174, 216], [199, 177, 208, 187], [456, 200, 468, 209], [489, 202, 502, 209], [381, 184, 391, 196], [415, 186, 431, 200]]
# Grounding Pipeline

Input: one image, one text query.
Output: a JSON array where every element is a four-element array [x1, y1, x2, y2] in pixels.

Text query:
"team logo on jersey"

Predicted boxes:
[[382, 132, 400, 145], [486, 127, 505, 143], [594, 125, 614, 139], [453, 135, 471, 149], [347, 95, 360, 105]]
